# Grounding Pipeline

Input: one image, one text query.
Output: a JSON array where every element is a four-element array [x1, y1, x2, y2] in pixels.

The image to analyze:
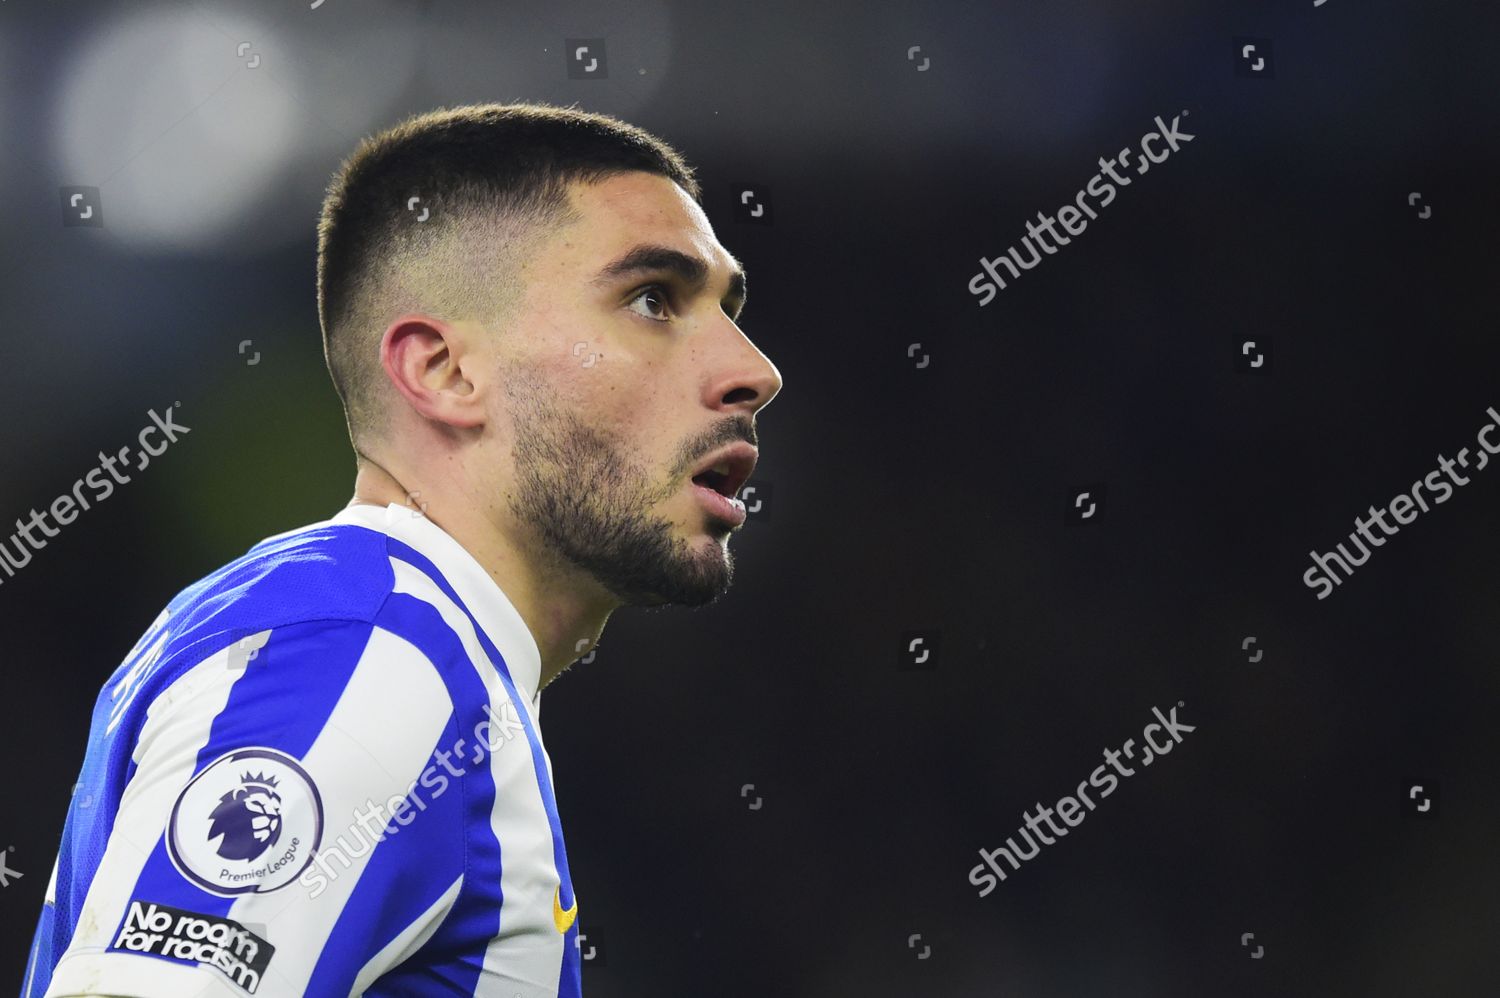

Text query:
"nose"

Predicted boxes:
[[710, 334, 783, 416]]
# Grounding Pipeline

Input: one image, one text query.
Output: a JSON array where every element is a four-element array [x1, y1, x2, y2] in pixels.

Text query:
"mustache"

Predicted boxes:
[[679, 417, 756, 475]]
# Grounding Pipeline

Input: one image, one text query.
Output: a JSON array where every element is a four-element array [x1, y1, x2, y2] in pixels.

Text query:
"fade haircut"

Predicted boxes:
[[316, 101, 702, 448]]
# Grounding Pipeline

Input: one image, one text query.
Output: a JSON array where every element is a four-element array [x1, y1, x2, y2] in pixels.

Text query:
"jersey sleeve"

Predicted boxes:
[[45, 618, 468, 998]]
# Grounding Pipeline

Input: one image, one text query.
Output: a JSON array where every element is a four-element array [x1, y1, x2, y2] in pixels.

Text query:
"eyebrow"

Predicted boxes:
[[591, 244, 748, 320]]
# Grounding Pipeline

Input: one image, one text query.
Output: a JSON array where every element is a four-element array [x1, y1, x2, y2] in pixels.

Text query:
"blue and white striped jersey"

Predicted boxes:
[[23, 502, 582, 998]]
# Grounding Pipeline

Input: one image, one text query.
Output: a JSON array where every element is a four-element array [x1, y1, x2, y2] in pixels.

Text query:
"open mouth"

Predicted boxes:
[[691, 466, 735, 496], [686, 443, 758, 527], [688, 445, 755, 499]]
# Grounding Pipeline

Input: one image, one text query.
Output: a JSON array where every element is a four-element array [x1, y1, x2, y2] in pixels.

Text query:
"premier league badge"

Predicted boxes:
[[208, 769, 283, 860], [167, 747, 322, 895]]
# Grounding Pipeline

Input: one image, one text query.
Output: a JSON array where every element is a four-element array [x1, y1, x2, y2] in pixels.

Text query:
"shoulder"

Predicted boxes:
[[99, 521, 410, 729], [177, 520, 399, 637]]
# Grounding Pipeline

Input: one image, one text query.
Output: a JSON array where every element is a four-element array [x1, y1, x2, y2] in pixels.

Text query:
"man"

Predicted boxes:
[[23, 101, 782, 997]]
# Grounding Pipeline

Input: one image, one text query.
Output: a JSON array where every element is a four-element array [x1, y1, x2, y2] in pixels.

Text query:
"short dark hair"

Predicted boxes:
[[316, 101, 702, 446]]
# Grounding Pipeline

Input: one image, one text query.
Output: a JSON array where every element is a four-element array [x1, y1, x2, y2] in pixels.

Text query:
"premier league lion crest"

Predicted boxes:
[[207, 771, 283, 861], [168, 748, 322, 895]]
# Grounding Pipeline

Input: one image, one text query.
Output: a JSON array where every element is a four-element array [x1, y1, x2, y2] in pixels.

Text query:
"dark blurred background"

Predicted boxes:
[[4, 0, 1500, 995]]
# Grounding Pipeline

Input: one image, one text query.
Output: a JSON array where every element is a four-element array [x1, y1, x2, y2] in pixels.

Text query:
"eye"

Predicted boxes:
[[627, 284, 673, 322]]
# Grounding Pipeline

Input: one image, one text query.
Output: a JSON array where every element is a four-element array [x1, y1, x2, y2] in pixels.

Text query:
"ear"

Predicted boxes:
[[379, 313, 486, 429]]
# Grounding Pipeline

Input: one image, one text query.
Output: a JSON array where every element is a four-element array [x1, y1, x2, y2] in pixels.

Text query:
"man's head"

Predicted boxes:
[[316, 102, 782, 610]]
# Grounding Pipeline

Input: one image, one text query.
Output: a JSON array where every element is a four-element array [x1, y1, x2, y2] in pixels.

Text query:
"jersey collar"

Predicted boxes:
[[329, 502, 545, 703]]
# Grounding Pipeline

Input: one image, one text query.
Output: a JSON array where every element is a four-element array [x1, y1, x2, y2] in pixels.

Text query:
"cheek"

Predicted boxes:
[[567, 363, 663, 434], [511, 335, 686, 468]]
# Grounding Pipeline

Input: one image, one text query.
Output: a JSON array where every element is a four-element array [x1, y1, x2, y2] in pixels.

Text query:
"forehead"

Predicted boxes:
[[551, 172, 739, 275]]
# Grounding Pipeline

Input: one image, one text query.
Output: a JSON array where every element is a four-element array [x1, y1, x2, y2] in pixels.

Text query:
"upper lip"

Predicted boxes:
[[689, 442, 758, 498]]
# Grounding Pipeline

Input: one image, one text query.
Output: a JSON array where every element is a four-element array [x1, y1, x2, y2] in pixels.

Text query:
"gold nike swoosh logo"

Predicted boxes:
[[553, 885, 578, 934]]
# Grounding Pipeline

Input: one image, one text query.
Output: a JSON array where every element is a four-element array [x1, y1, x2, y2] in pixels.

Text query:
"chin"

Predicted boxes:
[[698, 519, 737, 542], [645, 547, 734, 607]]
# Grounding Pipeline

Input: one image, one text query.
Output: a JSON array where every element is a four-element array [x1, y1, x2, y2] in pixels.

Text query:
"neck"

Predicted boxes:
[[348, 454, 614, 692]]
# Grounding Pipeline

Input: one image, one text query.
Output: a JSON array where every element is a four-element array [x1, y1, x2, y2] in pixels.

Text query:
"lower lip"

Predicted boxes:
[[691, 481, 747, 526]]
